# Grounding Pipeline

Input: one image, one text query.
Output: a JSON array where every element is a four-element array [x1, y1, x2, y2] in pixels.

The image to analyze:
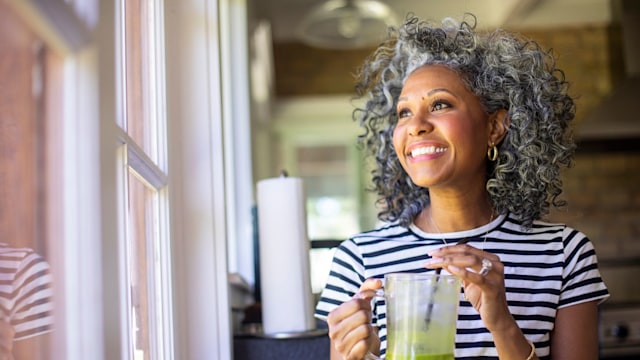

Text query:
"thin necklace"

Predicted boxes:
[[429, 210, 495, 250], [424, 211, 495, 324], [428, 210, 495, 304]]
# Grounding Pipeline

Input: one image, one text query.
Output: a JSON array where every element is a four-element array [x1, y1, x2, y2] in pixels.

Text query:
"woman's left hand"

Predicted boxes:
[[424, 244, 515, 332]]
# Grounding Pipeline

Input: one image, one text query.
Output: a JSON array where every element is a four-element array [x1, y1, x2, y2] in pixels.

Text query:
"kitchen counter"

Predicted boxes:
[[234, 330, 330, 360]]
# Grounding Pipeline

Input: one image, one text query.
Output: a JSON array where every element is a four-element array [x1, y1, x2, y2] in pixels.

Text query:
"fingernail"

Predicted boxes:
[[448, 265, 462, 274], [424, 258, 443, 266]]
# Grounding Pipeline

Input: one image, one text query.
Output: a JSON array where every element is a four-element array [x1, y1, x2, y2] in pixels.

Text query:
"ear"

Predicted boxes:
[[487, 109, 509, 146]]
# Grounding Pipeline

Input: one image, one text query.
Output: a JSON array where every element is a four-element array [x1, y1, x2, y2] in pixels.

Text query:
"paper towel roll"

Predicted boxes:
[[256, 176, 315, 335]]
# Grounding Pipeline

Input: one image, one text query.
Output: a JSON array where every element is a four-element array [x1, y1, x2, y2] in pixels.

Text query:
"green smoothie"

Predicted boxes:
[[386, 354, 453, 360], [386, 327, 455, 360], [383, 273, 460, 360]]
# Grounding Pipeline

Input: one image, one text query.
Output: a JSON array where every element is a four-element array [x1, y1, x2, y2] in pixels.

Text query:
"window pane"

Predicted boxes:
[[295, 145, 360, 294], [123, 0, 157, 162], [127, 170, 157, 360], [0, 3, 56, 359], [0, 1, 45, 252], [121, 0, 171, 358], [296, 145, 360, 240]]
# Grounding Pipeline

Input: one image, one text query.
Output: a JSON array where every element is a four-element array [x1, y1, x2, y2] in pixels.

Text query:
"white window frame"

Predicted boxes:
[[10, 0, 237, 358], [116, 0, 174, 357], [164, 0, 233, 358]]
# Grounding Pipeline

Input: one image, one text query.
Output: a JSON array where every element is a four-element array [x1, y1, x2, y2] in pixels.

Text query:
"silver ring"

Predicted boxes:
[[478, 258, 492, 276]]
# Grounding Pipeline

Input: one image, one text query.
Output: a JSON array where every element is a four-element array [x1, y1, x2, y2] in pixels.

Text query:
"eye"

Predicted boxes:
[[397, 107, 412, 119], [430, 99, 451, 112]]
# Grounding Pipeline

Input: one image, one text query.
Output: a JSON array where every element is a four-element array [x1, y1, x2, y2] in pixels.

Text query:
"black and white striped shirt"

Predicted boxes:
[[0, 243, 54, 341], [315, 213, 609, 359]]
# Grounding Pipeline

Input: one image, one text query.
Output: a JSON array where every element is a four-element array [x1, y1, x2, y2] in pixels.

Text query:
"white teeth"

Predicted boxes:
[[410, 146, 446, 157]]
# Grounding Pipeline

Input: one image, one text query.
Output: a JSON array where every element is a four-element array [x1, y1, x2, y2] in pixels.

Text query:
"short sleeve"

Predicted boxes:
[[314, 239, 366, 321], [559, 227, 609, 308], [11, 250, 54, 340]]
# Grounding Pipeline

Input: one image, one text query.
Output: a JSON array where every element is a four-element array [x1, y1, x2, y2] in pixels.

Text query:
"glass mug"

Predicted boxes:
[[375, 272, 461, 360]]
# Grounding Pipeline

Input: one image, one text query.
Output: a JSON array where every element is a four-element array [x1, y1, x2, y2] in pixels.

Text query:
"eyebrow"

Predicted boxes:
[[398, 88, 457, 102]]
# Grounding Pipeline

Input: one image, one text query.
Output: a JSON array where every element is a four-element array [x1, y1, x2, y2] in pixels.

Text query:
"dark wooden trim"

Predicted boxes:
[[310, 239, 343, 249], [576, 137, 640, 153]]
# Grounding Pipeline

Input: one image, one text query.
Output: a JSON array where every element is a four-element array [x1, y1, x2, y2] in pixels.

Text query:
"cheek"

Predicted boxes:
[[451, 120, 489, 160], [448, 118, 482, 144], [391, 127, 404, 159]]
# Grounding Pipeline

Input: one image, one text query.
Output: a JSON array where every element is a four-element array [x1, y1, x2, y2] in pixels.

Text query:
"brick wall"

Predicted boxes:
[[549, 152, 640, 261], [522, 24, 625, 128], [520, 25, 639, 262]]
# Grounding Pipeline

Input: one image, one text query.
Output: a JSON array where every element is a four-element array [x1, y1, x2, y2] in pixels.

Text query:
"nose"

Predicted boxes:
[[406, 112, 433, 136]]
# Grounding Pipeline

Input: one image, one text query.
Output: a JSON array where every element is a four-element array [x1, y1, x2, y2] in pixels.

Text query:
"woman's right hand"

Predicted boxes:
[[326, 278, 382, 360]]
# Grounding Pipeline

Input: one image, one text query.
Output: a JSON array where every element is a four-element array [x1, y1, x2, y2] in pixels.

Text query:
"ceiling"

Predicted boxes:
[[253, 0, 614, 44]]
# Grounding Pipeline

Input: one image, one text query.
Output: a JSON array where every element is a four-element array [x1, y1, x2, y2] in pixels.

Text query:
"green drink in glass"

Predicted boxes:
[[383, 273, 460, 360]]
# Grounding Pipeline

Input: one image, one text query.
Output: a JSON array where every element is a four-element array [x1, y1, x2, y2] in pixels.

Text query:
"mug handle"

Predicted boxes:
[[364, 352, 381, 360]]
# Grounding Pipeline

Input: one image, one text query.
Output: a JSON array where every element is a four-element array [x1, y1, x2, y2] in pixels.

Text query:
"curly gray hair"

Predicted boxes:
[[353, 14, 576, 229]]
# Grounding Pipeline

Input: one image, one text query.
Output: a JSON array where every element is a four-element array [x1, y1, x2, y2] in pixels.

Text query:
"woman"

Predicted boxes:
[[314, 14, 609, 360]]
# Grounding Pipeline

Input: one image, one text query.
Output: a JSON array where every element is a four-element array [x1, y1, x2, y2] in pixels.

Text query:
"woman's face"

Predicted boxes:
[[393, 65, 492, 190]]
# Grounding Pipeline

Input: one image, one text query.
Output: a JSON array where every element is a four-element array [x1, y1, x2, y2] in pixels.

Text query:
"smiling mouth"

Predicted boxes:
[[410, 146, 447, 158]]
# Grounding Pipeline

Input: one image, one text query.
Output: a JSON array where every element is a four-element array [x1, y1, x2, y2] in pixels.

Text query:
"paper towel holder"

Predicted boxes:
[[255, 174, 322, 338]]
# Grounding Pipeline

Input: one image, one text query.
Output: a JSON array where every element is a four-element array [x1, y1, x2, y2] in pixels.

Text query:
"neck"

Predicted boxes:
[[418, 193, 495, 233]]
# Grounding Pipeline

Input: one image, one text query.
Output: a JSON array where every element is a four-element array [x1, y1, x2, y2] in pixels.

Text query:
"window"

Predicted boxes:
[[3, 0, 236, 358], [298, 145, 361, 241], [296, 145, 360, 294], [120, 0, 173, 358]]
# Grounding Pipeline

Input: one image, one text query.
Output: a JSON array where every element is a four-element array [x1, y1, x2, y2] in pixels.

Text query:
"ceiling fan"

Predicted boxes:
[[296, 0, 399, 49]]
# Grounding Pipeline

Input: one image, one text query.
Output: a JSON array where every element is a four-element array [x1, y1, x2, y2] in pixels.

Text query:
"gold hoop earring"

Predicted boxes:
[[487, 143, 498, 161]]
